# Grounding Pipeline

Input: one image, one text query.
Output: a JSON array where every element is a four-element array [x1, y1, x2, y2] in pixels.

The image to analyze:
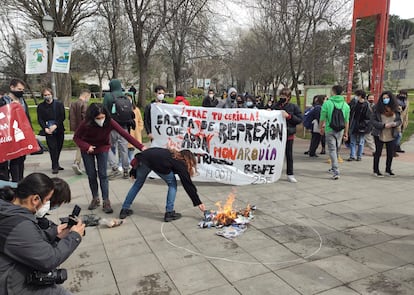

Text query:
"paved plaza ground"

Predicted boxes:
[[24, 136, 414, 295]]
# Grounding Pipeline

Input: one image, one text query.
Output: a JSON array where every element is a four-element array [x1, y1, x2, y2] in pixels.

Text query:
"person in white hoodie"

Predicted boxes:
[[222, 87, 239, 108]]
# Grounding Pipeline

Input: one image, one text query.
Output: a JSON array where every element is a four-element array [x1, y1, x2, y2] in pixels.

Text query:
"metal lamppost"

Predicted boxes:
[[42, 15, 57, 99]]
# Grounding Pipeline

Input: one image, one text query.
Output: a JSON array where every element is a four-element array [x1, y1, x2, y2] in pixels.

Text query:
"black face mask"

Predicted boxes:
[[11, 90, 24, 98], [230, 94, 237, 100], [279, 97, 287, 103]]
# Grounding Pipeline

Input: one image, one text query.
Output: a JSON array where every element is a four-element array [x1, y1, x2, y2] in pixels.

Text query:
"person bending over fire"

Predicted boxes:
[[119, 148, 206, 221]]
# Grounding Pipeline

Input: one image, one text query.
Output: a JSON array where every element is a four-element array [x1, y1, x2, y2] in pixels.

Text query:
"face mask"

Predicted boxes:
[[157, 94, 164, 101], [279, 97, 287, 103], [209, 94, 214, 98], [44, 95, 53, 102], [11, 90, 24, 98], [95, 118, 105, 127], [35, 200, 50, 218], [246, 101, 253, 107], [230, 94, 236, 100], [237, 100, 243, 104], [383, 98, 390, 105]]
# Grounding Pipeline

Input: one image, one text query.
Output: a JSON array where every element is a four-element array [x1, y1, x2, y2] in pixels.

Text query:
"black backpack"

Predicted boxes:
[[330, 102, 345, 132], [111, 94, 135, 127]]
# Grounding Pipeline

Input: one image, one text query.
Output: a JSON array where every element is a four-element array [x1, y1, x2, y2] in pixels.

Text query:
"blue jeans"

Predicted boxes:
[[122, 163, 177, 212], [349, 133, 365, 159], [81, 152, 109, 200], [326, 130, 344, 172]]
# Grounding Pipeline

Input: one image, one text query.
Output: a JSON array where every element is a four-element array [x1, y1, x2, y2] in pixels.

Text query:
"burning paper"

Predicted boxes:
[[198, 192, 255, 239]]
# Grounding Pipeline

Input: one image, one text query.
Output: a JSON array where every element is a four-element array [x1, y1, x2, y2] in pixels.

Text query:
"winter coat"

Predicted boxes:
[[272, 101, 303, 136], [320, 95, 350, 133], [370, 105, 402, 138], [222, 87, 238, 108], [143, 100, 168, 135], [69, 99, 87, 132], [0, 199, 81, 295], [173, 96, 190, 106], [37, 99, 66, 136], [349, 100, 371, 134], [102, 79, 123, 113]]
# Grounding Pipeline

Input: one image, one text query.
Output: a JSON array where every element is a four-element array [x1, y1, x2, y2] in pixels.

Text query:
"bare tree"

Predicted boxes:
[[5, 0, 97, 105], [123, 0, 187, 107]]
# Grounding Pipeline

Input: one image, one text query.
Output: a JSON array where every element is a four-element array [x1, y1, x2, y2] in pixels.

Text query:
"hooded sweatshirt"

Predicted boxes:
[[0, 199, 81, 294], [173, 95, 190, 106], [223, 87, 238, 108], [103, 79, 123, 113], [320, 95, 350, 133]]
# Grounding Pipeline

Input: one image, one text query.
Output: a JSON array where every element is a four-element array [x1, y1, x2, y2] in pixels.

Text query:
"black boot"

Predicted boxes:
[[396, 145, 405, 153]]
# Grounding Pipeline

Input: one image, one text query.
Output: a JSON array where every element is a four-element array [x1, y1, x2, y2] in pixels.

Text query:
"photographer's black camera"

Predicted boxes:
[[27, 269, 67, 285]]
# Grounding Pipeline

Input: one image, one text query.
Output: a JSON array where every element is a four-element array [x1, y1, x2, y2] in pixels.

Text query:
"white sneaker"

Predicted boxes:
[[287, 175, 297, 183], [72, 163, 82, 175]]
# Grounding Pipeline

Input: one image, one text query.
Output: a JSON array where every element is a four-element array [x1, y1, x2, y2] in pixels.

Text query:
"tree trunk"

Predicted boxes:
[[56, 73, 71, 106], [138, 61, 149, 108]]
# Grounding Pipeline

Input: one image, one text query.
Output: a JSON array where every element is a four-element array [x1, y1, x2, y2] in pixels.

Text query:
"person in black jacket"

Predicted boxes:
[[272, 88, 303, 183], [119, 148, 206, 221], [37, 88, 66, 174], [202, 89, 218, 107], [307, 95, 325, 157], [144, 85, 168, 141], [0, 173, 85, 295]]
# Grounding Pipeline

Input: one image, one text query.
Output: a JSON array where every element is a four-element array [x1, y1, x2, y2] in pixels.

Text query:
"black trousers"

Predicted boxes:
[[46, 132, 64, 170], [0, 161, 9, 181], [0, 156, 26, 182], [309, 132, 322, 156], [285, 139, 294, 175], [373, 136, 395, 173]]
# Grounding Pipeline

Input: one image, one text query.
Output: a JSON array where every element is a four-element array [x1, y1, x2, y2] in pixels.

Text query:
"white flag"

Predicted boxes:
[[51, 37, 72, 73], [25, 39, 48, 74]]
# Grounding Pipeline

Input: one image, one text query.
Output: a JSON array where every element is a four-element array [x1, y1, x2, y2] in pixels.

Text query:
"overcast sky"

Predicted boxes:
[[390, 0, 414, 19]]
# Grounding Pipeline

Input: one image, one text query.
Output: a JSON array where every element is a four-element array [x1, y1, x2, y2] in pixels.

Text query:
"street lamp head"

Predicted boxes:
[[42, 15, 54, 33]]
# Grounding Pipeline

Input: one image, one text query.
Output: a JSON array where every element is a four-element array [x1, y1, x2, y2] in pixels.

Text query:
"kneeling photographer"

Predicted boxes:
[[0, 173, 85, 295]]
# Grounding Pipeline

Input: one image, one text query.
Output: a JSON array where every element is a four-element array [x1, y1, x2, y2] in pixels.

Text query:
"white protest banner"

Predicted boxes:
[[151, 104, 287, 185], [51, 37, 72, 73], [25, 39, 48, 74]]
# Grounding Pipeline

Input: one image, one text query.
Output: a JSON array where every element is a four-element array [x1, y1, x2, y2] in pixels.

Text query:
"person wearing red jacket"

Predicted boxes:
[[173, 90, 190, 106], [74, 103, 146, 213]]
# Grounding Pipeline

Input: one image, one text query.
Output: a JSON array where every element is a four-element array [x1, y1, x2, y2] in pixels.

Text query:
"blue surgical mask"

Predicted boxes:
[[246, 101, 253, 107], [383, 98, 390, 105]]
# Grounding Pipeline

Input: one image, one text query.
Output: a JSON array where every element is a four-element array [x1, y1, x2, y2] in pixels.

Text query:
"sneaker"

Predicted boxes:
[[287, 175, 297, 183], [373, 172, 384, 178], [347, 157, 356, 162], [88, 198, 100, 210], [328, 168, 335, 174], [326, 158, 332, 164], [52, 168, 59, 174], [356, 157, 361, 161], [164, 211, 182, 222], [108, 170, 121, 180], [119, 208, 133, 219], [338, 156, 344, 163], [58, 166, 64, 170], [123, 171, 129, 179], [320, 149, 326, 155], [331, 172, 340, 180], [385, 171, 395, 177], [103, 200, 113, 214], [304, 151, 309, 155], [309, 154, 319, 158], [72, 163, 82, 175]]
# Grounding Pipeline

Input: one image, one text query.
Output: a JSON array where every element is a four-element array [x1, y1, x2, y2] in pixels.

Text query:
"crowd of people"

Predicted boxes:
[[0, 76, 411, 294]]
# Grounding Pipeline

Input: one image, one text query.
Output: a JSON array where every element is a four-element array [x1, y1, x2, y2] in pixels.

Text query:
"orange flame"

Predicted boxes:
[[213, 193, 251, 225]]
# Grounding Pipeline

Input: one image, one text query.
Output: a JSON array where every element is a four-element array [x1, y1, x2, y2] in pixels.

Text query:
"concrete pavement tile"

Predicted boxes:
[[311, 255, 377, 283], [233, 272, 301, 294], [209, 252, 270, 282], [283, 238, 341, 261], [110, 253, 164, 283], [323, 231, 367, 252], [168, 262, 228, 295], [368, 206, 407, 221], [249, 244, 306, 271], [154, 244, 207, 271], [275, 199, 314, 211], [193, 238, 247, 257], [74, 226, 103, 249], [338, 210, 388, 226], [249, 212, 285, 229], [316, 286, 363, 294], [234, 228, 280, 250], [105, 237, 152, 260], [297, 195, 333, 206], [348, 247, 407, 272], [99, 222, 143, 243], [348, 273, 414, 295], [261, 223, 318, 243], [343, 226, 394, 246], [62, 243, 108, 270], [317, 203, 356, 215], [257, 208, 305, 224], [276, 262, 343, 294], [117, 272, 179, 295], [191, 284, 240, 295], [369, 217, 414, 238], [70, 287, 120, 295], [296, 206, 333, 219], [144, 231, 191, 252], [318, 214, 363, 231], [382, 264, 414, 290], [64, 261, 118, 293], [374, 236, 414, 263]]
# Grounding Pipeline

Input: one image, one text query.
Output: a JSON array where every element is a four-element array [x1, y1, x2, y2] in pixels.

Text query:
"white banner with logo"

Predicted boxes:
[[51, 37, 72, 73], [151, 104, 287, 185], [25, 38, 48, 74]]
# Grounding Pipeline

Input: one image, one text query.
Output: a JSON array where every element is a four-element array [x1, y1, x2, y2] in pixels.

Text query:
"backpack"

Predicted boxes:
[[330, 102, 345, 132], [111, 94, 134, 127], [303, 106, 315, 130]]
